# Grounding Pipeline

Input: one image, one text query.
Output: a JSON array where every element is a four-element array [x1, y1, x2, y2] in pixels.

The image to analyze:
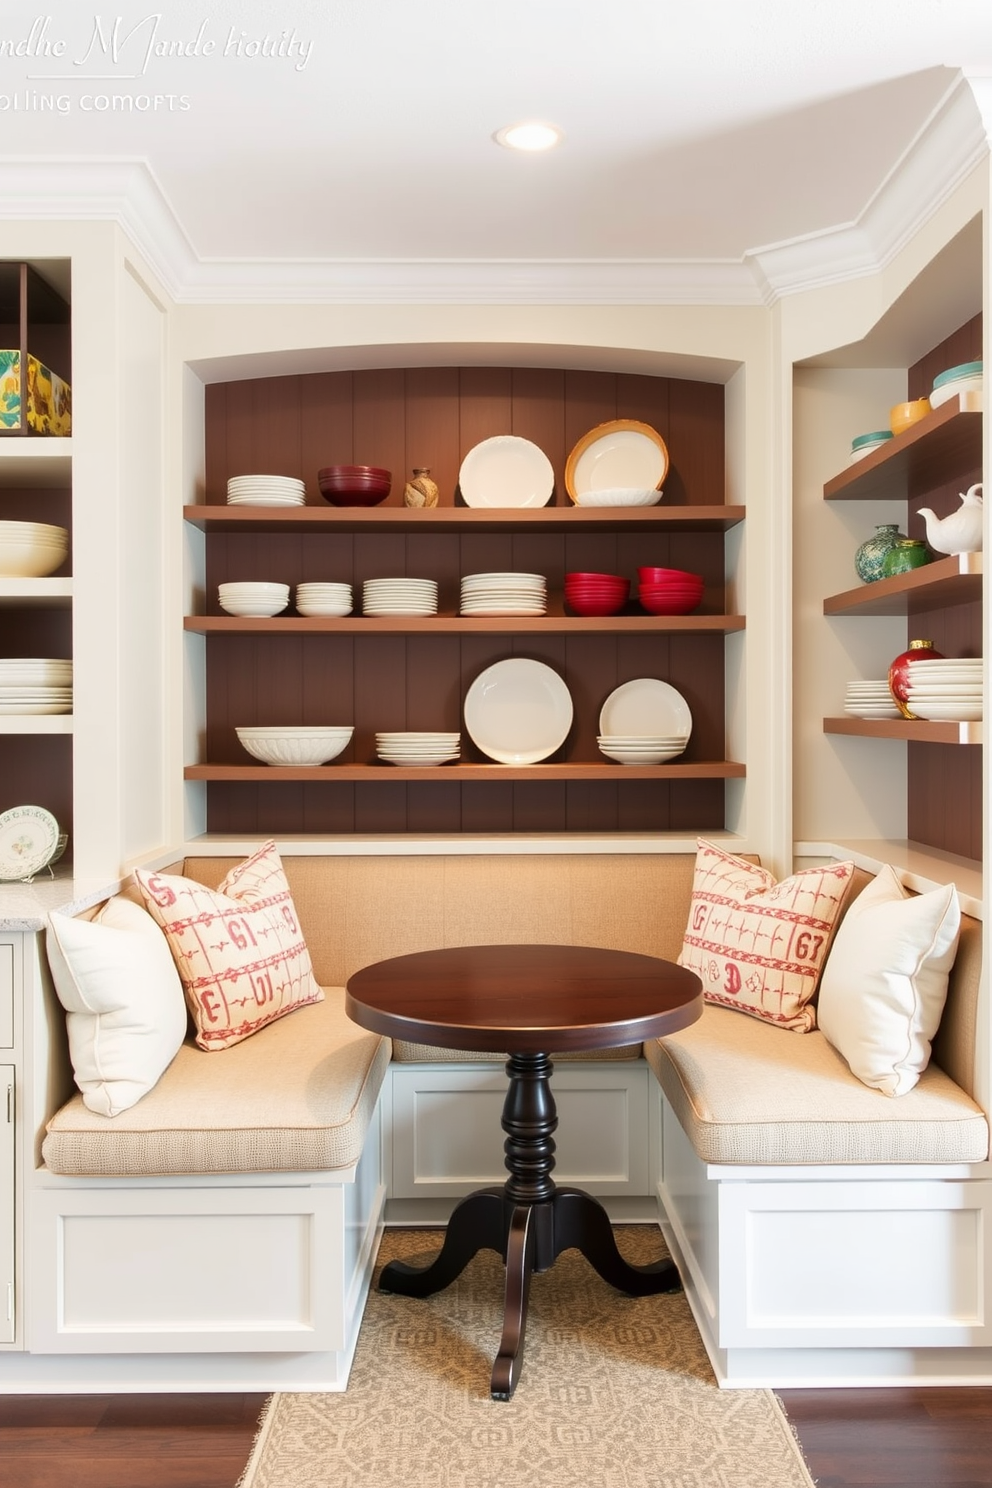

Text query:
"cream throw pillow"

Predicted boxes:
[[678, 839, 855, 1031], [135, 840, 322, 1051], [46, 896, 188, 1117], [817, 864, 961, 1096]]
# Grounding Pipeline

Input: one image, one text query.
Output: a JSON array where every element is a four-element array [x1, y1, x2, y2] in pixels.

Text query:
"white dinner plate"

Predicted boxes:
[[458, 436, 555, 509], [463, 658, 573, 764], [0, 803, 60, 880], [909, 702, 983, 720], [599, 678, 692, 740], [565, 420, 669, 501]]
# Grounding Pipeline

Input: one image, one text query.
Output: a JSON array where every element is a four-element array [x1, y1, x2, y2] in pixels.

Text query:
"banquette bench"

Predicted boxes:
[[20, 849, 991, 1392]]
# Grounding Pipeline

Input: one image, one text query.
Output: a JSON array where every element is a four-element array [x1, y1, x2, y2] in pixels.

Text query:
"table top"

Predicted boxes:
[[345, 943, 703, 1054]]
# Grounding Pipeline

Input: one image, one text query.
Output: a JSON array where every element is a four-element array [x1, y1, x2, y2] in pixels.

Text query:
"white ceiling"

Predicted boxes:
[[3, 1, 992, 286]]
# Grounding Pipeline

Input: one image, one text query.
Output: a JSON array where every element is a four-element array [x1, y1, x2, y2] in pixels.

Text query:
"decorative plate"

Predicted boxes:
[[565, 420, 669, 502], [457, 436, 555, 509], [0, 803, 61, 881], [463, 658, 573, 764]]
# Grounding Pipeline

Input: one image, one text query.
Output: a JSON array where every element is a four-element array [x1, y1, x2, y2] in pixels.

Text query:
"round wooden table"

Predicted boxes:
[[345, 942, 703, 1399]]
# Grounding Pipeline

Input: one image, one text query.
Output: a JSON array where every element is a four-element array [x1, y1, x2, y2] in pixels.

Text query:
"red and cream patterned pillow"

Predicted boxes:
[[135, 841, 322, 1050], [678, 839, 855, 1031]]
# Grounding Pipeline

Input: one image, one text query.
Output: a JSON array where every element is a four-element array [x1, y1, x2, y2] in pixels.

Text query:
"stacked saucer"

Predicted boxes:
[[903, 657, 983, 721], [597, 735, 687, 765], [844, 680, 901, 720], [375, 731, 461, 766], [460, 572, 547, 616], [295, 582, 353, 616], [0, 657, 72, 715], [362, 578, 438, 616], [227, 475, 305, 507]]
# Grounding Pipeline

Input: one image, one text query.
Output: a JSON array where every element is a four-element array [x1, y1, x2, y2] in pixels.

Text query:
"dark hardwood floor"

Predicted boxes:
[[2, 1388, 992, 1486]]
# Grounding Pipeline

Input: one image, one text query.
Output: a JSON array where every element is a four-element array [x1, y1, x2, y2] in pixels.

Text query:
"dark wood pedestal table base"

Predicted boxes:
[[345, 943, 703, 1400]]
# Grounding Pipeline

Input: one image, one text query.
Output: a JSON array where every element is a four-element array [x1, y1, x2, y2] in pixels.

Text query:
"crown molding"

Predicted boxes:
[[0, 72, 987, 308], [747, 71, 990, 304]]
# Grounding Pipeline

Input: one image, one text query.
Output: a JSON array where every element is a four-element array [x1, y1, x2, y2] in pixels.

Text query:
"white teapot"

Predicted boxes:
[[917, 483, 983, 555]]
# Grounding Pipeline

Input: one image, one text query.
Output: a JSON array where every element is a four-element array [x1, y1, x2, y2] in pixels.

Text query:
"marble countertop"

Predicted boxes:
[[0, 871, 119, 932]]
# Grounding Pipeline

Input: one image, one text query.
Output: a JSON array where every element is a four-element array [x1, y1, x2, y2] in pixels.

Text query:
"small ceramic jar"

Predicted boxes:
[[855, 523, 905, 583], [888, 638, 945, 719], [882, 539, 931, 578]]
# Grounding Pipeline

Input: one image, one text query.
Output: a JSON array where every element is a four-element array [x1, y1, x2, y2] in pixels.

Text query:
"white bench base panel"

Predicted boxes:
[[656, 1085, 992, 1387]]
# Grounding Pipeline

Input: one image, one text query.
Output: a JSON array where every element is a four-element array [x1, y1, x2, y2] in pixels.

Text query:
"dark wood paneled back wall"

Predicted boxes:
[[907, 315, 982, 860], [201, 364, 729, 836], [204, 367, 725, 507]]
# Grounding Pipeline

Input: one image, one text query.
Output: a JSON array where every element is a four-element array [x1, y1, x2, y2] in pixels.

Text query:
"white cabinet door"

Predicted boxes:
[[0, 1066, 12, 1344]]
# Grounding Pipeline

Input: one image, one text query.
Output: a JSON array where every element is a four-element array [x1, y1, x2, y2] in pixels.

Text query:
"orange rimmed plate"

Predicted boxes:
[[565, 419, 669, 504]]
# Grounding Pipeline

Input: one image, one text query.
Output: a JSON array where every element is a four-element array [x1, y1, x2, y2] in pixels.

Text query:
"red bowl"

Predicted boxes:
[[565, 571, 627, 584], [638, 592, 702, 615], [638, 582, 703, 596], [637, 566, 703, 584], [318, 465, 391, 481], [565, 582, 630, 595], [319, 488, 390, 507], [566, 593, 629, 616]]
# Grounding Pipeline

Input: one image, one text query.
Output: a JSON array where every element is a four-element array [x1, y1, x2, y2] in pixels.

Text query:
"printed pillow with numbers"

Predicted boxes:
[[677, 839, 855, 1031], [135, 840, 322, 1051]]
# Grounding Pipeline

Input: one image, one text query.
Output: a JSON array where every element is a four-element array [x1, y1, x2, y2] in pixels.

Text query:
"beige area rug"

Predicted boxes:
[[239, 1227, 815, 1488]]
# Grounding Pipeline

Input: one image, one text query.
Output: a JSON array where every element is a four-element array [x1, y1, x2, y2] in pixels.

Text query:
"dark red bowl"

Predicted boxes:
[[319, 487, 390, 507], [318, 464, 391, 481]]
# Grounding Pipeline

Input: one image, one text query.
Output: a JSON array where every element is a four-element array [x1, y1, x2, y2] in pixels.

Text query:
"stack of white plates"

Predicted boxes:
[[904, 657, 983, 721], [597, 679, 692, 753], [227, 475, 306, 507], [460, 572, 547, 616], [0, 657, 72, 714], [362, 578, 438, 616], [218, 581, 290, 617], [295, 582, 352, 616], [375, 731, 461, 766], [844, 680, 901, 720], [597, 735, 688, 765]]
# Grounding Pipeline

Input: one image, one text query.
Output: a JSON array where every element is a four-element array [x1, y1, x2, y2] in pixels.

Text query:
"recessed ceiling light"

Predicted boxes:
[[494, 122, 563, 152]]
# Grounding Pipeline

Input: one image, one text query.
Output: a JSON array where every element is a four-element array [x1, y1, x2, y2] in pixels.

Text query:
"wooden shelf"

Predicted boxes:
[[823, 716, 982, 744], [0, 715, 72, 734], [823, 393, 982, 502], [0, 438, 72, 487], [185, 613, 745, 636], [185, 760, 746, 783], [184, 504, 745, 534], [0, 577, 72, 608], [823, 553, 982, 615]]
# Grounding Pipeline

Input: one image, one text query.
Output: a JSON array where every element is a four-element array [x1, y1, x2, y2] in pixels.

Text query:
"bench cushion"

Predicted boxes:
[[645, 1004, 989, 1166], [42, 990, 390, 1177]]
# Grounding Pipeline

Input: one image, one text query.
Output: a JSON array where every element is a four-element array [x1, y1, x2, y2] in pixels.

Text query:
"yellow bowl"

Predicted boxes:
[[889, 398, 930, 436]]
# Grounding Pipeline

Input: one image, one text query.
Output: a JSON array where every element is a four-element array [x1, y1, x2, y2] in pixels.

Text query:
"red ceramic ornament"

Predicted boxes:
[[888, 638, 945, 719]]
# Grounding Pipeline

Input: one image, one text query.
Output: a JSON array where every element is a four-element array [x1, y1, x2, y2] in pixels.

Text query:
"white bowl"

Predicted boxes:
[[236, 725, 353, 766], [219, 598, 290, 617], [218, 581, 290, 597], [296, 600, 353, 616], [0, 522, 69, 577]]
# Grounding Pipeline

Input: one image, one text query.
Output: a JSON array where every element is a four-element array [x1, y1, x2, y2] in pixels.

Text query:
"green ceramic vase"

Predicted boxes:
[[855, 523, 905, 583]]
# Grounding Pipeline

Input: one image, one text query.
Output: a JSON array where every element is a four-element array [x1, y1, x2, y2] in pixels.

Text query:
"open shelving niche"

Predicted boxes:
[[806, 309, 984, 911], [182, 364, 747, 851], [0, 261, 73, 851]]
